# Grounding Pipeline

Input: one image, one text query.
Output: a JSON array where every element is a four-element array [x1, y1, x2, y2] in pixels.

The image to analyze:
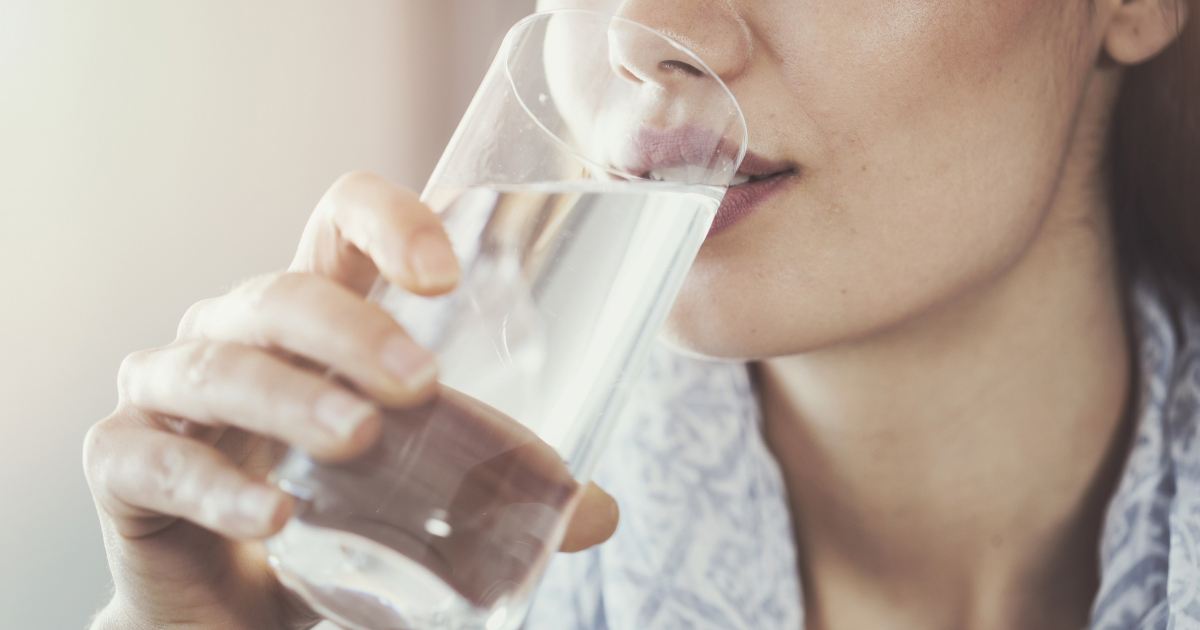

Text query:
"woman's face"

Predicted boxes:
[[540, 0, 1104, 359]]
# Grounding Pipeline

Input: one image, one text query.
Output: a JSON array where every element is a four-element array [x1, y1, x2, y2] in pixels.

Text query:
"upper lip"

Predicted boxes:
[[732, 151, 796, 183], [612, 126, 740, 184], [611, 126, 794, 186]]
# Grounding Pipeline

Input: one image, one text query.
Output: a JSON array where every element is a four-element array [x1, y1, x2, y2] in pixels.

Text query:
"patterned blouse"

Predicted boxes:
[[524, 275, 1200, 630]]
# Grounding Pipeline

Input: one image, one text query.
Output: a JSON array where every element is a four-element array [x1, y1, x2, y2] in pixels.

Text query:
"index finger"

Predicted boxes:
[[289, 171, 461, 297]]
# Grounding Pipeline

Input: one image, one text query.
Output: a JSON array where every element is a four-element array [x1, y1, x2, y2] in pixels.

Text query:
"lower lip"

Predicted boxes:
[[708, 173, 794, 237]]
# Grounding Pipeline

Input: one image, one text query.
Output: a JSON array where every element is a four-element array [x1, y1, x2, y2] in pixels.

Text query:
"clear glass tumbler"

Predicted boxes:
[[265, 9, 746, 630]]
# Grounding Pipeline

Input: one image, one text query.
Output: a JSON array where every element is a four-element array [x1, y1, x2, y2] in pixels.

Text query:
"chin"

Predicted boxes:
[[658, 300, 784, 362], [659, 275, 911, 362]]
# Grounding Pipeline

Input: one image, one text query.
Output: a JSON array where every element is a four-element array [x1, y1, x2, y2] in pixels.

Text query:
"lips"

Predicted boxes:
[[611, 127, 795, 236], [709, 152, 796, 236], [613, 126, 741, 185]]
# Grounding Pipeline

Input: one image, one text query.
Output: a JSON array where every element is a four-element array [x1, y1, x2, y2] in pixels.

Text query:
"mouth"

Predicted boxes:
[[614, 126, 741, 186], [727, 169, 793, 187], [708, 152, 796, 237], [609, 128, 795, 236]]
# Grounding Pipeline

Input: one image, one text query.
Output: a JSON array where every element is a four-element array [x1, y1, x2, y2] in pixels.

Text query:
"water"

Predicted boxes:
[[269, 387, 578, 630], [267, 182, 719, 630]]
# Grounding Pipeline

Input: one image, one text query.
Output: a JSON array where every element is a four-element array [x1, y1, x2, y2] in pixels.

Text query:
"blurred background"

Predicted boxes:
[[0, 1, 535, 626]]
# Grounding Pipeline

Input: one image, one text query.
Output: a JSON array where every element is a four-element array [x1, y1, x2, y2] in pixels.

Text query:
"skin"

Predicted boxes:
[[85, 0, 1189, 629], [84, 174, 619, 629], [594, 0, 1183, 628]]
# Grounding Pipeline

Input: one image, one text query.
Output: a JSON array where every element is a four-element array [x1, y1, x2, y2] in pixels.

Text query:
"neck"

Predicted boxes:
[[759, 73, 1133, 630]]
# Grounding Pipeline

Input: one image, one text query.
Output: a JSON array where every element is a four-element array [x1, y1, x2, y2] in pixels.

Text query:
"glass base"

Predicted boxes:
[[267, 519, 525, 630]]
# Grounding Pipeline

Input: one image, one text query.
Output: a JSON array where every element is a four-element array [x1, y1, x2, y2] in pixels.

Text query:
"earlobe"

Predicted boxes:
[[1104, 0, 1190, 65]]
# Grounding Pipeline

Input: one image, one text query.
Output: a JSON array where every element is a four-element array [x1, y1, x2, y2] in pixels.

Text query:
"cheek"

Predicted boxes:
[[661, 0, 1094, 359], [662, 201, 1042, 359]]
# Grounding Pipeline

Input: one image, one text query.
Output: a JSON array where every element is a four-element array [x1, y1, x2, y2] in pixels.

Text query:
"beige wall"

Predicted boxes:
[[0, 1, 533, 626]]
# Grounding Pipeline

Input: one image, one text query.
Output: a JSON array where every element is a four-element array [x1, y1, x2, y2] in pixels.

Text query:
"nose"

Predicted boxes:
[[609, 0, 751, 85]]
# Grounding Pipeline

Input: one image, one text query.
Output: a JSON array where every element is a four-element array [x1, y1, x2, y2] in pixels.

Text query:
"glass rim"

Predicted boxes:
[[501, 8, 749, 186]]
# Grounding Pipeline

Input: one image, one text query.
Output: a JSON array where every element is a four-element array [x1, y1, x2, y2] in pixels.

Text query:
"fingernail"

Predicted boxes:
[[314, 390, 377, 440], [236, 485, 281, 530], [380, 336, 438, 391], [408, 230, 460, 291]]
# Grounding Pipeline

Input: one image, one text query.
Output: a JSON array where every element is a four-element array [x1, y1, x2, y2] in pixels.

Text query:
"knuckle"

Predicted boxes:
[[82, 413, 149, 507], [319, 171, 381, 221], [143, 441, 238, 528], [182, 340, 240, 394], [329, 170, 382, 197], [144, 440, 192, 505], [236, 271, 318, 316], [116, 349, 156, 403], [81, 420, 115, 490], [326, 171, 419, 226], [235, 271, 290, 309], [176, 296, 218, 339]]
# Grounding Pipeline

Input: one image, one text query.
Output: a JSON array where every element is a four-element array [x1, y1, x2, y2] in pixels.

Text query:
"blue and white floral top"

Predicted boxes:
[[525, 275, 1200, 630]]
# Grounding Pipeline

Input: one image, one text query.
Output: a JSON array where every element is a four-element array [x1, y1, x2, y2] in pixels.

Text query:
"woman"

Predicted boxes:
[[83, 0, 1198, 628]]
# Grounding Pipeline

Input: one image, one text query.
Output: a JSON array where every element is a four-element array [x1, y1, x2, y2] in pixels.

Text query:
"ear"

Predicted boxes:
[[1103, 0, 1190, 64]]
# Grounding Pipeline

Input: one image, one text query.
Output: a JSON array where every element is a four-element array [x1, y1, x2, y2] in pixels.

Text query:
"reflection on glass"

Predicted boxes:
[[265, 10, 746, 630]]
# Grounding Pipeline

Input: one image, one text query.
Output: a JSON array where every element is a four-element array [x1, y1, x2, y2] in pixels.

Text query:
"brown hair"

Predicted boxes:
[[1111, 0, 1200, 294]]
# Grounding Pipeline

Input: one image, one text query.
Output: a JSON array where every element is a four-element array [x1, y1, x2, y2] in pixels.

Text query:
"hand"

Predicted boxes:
[[83, 172, 619, 630]]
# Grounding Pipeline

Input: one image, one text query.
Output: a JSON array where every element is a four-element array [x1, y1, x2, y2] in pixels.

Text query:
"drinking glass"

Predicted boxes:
[[265, 9, 746, 630]]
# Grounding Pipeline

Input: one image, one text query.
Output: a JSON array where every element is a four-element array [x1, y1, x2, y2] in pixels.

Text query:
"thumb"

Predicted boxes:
[[289, 172, 459, 297], [560, 481, 619, 552]]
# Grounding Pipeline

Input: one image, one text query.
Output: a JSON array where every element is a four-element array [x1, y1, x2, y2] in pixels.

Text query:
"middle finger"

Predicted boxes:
[[123, 340, 381, 460], [180, 271, 436, 407]]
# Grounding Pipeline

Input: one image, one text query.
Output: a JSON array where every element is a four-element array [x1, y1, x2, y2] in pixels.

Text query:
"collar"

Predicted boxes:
[[528, 274, 1200, 630]]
